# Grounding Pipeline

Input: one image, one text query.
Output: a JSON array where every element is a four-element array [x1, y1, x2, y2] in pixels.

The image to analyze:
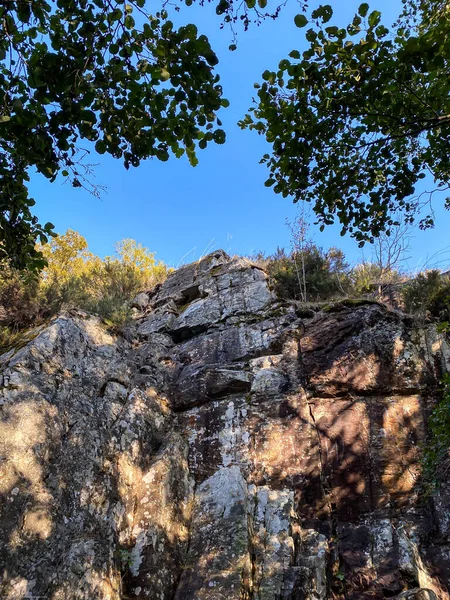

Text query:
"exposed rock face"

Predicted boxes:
[[1, 250, 450, 599]]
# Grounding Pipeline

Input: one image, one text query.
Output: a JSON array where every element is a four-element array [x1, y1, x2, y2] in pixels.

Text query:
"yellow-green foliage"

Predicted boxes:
[[350, 262, 403, 297], [0, 231, 170, 344], [38, 229, 94, 284], [114, 238, 168, 286]]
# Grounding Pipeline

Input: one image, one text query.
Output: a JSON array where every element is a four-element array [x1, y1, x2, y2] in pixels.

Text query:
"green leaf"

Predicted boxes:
[[311, 5, 333, 23], [213, 129, 226, 144], [294, 14, 308, 28], [325, 26, 339, 37], [17, 2, 31, 22], [216, 0, 229, 13], [95, 140, 106, 154], [368, 10, 381, 27], [358, 3, 369, 17], [202, 49, 219, 66], [187, 149, 199, 166], [124, 15, 135, 28]]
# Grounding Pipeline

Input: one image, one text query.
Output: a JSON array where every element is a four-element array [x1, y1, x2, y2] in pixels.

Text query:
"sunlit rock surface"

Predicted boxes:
[[1, 250, 450, 599]]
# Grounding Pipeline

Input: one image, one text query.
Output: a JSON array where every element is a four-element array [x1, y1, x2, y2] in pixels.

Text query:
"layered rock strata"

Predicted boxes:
[[1, 251, 450, 600]]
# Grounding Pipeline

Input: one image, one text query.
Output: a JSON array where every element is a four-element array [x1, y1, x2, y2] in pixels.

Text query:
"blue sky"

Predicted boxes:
[[30, 0, 450, 271]]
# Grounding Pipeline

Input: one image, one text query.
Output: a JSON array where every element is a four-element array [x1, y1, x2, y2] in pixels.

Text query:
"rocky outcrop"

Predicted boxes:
[[1, 250, 450, 599]]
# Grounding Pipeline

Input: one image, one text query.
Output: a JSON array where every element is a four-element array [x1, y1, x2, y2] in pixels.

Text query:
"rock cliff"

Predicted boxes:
[[1, 251, 450, 600]]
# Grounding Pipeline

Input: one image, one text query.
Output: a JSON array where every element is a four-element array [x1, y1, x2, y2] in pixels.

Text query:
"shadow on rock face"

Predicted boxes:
[[395, 589, 439, 600], [0, 315, 193, 600]]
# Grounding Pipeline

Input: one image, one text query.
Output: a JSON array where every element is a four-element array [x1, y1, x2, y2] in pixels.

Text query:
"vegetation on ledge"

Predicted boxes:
[[0, 230, 169, 353]]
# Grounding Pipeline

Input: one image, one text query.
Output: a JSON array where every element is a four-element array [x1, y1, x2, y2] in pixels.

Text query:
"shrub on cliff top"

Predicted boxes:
[[0, 231, 169, 348], [402, 270, 450, 321], [350, 262, 403, 297], [255, 245, 351, 302]]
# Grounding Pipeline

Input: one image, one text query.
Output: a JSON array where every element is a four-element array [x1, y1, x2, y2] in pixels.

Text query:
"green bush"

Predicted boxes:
[[0, 265, 42, 327], [77, 261, 146, 331], [422, 373, 450, 491], [403, 270, 450, 320], [261, 245, 350, 302]]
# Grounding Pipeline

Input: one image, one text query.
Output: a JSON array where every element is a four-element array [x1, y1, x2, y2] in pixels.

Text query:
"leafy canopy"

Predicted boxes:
[[0, 0, 229, 270], [241, 0, 450, 244]]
